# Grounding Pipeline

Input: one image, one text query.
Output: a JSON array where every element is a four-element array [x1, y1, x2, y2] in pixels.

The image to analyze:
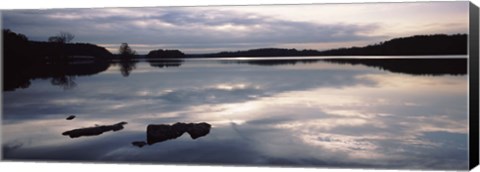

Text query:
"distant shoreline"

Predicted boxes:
[[4, 29, 468, 62]]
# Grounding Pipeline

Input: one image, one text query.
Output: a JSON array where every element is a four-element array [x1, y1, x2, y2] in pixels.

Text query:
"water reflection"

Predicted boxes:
[[225, 58, 467, 75], [2, 57, 469, 170], [222, 59, 319, 66], [111, 59, 139, 77], [3, 58, 186, 91], [132, 141, 147, 148], [3, 58, 466, 92], [324, 58, 467, 75], [3, 60, 110, 91], [51, 75, 77, 90], [148, 59, 184, 68]]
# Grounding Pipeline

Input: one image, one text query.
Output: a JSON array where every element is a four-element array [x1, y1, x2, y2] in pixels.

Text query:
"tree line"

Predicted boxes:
[[198, 34, 467, 57], [4, 29, 113, 64], [320, 34, 467, 55], [3, 29, 469, 62]]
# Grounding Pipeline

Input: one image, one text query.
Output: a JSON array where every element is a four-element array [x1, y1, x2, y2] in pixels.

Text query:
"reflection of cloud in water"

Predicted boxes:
[[175, 71, 468, 169], [2, 61, 468, 169], [3, 62, 377, 123]]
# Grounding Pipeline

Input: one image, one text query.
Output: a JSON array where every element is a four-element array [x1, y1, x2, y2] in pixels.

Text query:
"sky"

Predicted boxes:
[[1, 1, 469, 54]]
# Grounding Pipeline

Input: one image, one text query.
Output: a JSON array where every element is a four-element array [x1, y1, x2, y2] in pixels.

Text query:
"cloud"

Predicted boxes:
[[2, 7, 385, 53]]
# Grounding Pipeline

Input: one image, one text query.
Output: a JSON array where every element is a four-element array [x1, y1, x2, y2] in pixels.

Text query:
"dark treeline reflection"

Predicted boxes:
[[111, 58, 186, 77], [227, 58, 467, 76], [222, 59, 320, 66], [4, 59, 187, 91], [147, 59, 184, 68], [4, 60, 110, 91], [4, 58, 466, 91], [323, 58, 467, 76]]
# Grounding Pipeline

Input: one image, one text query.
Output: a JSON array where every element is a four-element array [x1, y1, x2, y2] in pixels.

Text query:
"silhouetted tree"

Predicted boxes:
[[111, 58, 138, 77], [46, 32, 75, 61], [115, 43, 137, 77], [4, 29, 28, 42], [119, 43, 136, 58], [48, 32, 75, 44]]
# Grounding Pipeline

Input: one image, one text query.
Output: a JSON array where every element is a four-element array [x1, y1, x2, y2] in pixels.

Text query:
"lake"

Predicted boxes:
[[2, 56, 469, 170]]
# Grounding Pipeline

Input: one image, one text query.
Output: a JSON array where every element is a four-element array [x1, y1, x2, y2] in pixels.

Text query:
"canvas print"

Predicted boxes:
[[1, 1, 475, 170]]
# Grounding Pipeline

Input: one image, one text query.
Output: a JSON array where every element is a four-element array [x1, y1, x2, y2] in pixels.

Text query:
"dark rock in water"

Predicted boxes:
[[62, 121, 127, 138], [186, 122, 211, 139], [146, 124, 184, 144], [146, 122, 211, 145], [132, 141, 147, 148], [66, 115, 76, 120]]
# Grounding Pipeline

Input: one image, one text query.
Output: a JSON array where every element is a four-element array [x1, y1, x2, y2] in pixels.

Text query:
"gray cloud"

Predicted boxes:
[[2, 7, 385, 53]]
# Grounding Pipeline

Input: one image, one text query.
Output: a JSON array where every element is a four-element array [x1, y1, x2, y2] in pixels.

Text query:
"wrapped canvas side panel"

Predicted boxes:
[[470, 2, 479, 170]]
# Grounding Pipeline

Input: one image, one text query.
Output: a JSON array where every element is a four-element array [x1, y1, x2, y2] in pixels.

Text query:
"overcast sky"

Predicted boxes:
[[2, 1, 469, 54]]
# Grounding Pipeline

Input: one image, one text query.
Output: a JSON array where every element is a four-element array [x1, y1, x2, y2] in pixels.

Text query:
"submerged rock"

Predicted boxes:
[[132, 141, 147, 148], [66, 115, 76, 120], [62, 122, 127, 138], [146, 122, 211, 145]]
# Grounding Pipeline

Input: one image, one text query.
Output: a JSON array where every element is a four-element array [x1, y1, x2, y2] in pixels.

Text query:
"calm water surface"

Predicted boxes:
[[2, 57, 468, 170]]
